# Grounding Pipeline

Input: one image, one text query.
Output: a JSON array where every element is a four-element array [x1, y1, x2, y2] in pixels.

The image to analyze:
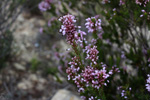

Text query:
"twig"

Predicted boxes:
[[3, 82, 14, 100]]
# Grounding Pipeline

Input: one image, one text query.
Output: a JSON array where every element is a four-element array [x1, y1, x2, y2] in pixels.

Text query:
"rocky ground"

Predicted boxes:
[[0, 11, 80, 100]]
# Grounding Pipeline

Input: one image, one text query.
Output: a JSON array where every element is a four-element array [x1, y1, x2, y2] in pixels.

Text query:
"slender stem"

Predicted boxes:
[[72, 41, 84, 68], [101, 86, 106, 100]]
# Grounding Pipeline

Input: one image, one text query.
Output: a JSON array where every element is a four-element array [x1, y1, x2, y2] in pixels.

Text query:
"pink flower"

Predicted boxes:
[[113, 8, 116, 11], [140, 14, 144, 17], [141, 9, 146, 13], [121, 51, 126, 59], [39, 27, 43, 34], [74, 30, 86, 40], [78, 87, 85, 93]]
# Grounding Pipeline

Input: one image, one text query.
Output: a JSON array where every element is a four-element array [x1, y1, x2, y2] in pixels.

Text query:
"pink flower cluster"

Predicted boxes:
[[85, 17, 102, 33], [59, 14, 87, 45], [82, 66, 111, 89], [136, 0, 149, 6], [66, 56, 81, 80], [59, 14, 77, 45], [85, 45, 99, 65], [146, 74, 150, 92], [38, 0, 52, 12], [66, 63, 119, 100], [59, 14, 76, 36], [67, 64, 113, 91]]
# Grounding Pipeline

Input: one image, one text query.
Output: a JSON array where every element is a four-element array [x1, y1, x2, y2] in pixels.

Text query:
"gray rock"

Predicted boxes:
[[51, 89, 81, 100], [14, 63, 26, 71]]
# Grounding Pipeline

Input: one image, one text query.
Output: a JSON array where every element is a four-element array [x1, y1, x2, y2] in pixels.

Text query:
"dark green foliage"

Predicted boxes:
[[0, 0, 27, 69], [0, 31, 13, 69], [30, 58, 41, 71]]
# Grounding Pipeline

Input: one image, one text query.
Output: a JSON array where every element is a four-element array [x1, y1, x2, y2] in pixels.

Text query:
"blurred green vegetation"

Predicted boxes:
[[0, 31, 13, 69]]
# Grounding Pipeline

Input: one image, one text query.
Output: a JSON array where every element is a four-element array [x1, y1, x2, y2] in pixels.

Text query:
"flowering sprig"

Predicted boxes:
[[58, 14, 119, 100], [59, 14, 77, 45], [59, 14, 76, 35]]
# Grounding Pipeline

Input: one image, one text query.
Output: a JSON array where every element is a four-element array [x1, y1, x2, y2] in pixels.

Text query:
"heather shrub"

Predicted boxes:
[[39, 0, 150, 99]]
